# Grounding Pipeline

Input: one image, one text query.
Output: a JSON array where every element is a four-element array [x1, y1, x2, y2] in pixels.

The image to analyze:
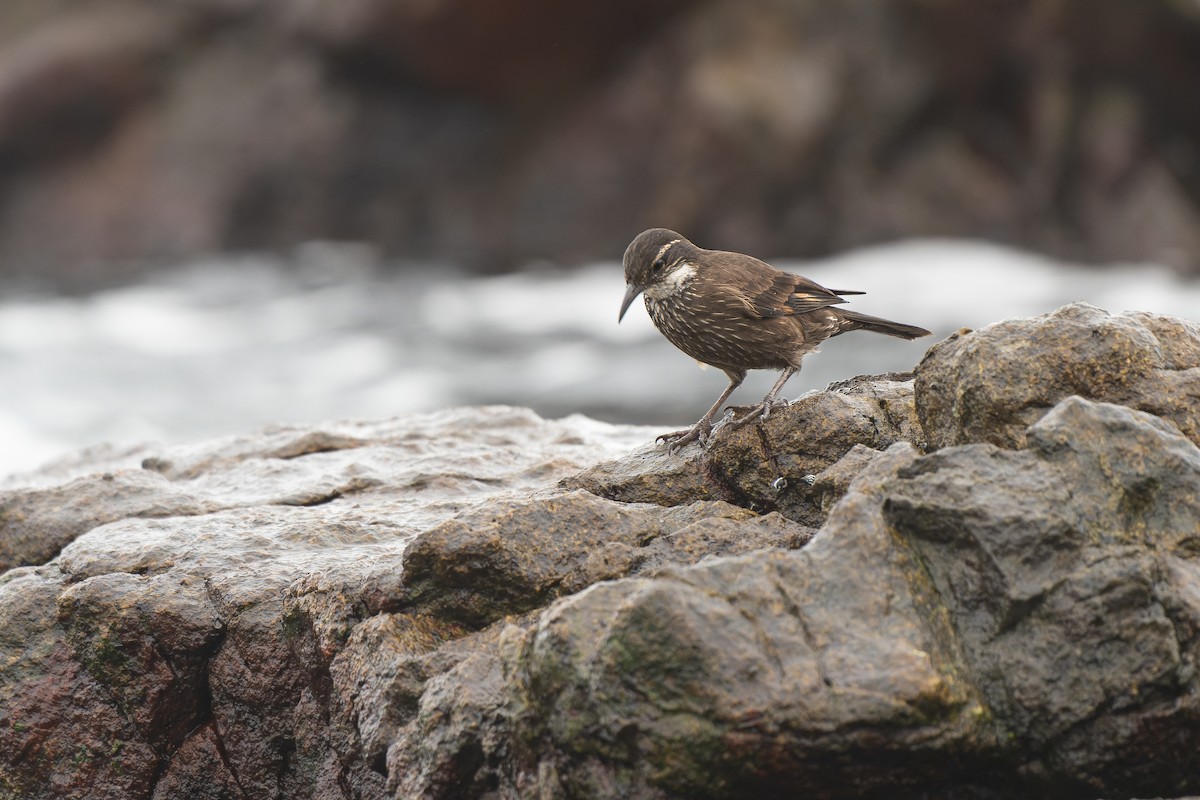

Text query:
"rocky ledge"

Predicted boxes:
[[2, 301, 1200, 800]]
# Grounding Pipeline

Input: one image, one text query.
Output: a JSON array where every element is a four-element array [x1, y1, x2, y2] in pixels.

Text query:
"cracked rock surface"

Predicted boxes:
[[2, 304, 1200, 799]]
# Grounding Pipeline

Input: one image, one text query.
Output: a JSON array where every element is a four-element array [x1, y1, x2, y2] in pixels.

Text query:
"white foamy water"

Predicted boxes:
[[2, 239, 1198, 483]]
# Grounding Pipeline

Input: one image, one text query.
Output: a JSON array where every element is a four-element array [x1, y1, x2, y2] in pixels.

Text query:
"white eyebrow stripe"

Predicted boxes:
[[655, 240, 681, 262]]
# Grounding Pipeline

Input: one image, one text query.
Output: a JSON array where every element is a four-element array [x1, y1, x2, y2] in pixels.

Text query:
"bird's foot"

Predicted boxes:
[[727, 397, 788, 429], [655, 418, 713, 452], [728, 404, 768, 430]]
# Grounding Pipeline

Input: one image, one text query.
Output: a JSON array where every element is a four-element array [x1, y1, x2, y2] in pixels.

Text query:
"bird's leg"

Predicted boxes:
[[657, 370, 745, 451], [729, 367, 797, 429]]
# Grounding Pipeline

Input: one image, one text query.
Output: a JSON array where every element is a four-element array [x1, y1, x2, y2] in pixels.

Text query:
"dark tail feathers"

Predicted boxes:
[[838, 309, 931, 340]]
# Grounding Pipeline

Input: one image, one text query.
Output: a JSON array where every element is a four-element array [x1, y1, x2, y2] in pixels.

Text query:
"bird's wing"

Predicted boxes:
[[716, 255, 858, 318]]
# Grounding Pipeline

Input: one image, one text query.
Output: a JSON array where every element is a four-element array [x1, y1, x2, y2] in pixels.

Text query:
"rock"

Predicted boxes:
[[916, 302, 1200, 450], [0, 407, 661, 800], [0, 8, 182, 168], [884, 396, 1200, 791], [559, 442, 722, 508], [3, 309, 1200, 799], [58, 572, 224, 749], [393, 444, 996, 798], [386, 396, 1200, 799], [329, 611, 472, 790], [387, 647, 514, 800], [0, 568, 161, 799], [399, 490, 812, 628], [288, 0, 703, 106], [0, 471, 216, 573], [148, 723, 243, 800], [808, 443, 884, 514], [570, 373, 923, 526]]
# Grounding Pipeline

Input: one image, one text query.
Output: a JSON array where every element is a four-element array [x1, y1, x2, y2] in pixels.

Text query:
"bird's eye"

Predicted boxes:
[[652, 258, 665, 273]]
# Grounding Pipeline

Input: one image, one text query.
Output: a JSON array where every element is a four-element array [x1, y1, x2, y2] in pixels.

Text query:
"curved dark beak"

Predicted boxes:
[[618, 283, 643, 323]]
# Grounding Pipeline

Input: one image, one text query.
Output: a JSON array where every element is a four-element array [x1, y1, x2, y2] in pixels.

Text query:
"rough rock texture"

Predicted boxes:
[[566, 372, 922, 526], [886, 397, 1200, 792], [398, 491, 812, 629], [385, 405, 1200, 800], [916, 302, 1200, 450], [3, 305, 1200, 800], [5, 1, 1200, 283]]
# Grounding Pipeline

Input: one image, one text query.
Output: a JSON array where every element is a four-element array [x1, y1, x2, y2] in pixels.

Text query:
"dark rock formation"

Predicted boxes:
[[5, 1, 1200, 283], [886, 397, 1200, 793], [2, 304, 1200, 799]]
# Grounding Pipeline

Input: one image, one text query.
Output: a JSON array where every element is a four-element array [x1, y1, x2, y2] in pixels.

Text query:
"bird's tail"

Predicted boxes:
[[837, 309, 931, 340]]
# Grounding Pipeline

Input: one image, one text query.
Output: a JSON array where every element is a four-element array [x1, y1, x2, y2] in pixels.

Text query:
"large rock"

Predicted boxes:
[[916, 302, 1200, 450], [494, 445, 990, 799], [0, 407, 667, 799], [388, 396, 1200, 799], [3, 308, 1200, 799], [886, 397, 1200, 791]]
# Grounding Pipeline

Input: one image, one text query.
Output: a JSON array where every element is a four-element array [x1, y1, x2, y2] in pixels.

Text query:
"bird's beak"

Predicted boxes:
[[618, 283, 643, 323]]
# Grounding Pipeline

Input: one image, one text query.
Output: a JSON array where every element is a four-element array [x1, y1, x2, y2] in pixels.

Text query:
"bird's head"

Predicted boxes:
[[619, 228, 698, 322]]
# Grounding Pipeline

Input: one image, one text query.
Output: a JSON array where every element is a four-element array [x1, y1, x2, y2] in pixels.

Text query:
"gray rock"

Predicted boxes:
[[393, 444, 994, 799], [568, 373, 921, 526], [807, 443, 884, 514], [0, 470, 217, 573], [0, 407, 662, 800], [399, 490, 812, 629], [385, 397, 1200, 799], [4, 314, 1200, 799], [916, 302, 1200, 450], [885, 396, 1200, 790]]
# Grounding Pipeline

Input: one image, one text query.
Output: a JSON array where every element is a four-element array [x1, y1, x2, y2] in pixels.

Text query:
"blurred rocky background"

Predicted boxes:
[[4, 0, 1200, 288]]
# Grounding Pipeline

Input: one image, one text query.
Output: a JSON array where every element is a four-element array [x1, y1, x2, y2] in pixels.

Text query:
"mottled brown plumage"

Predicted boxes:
[[619, 228, 931, 449]]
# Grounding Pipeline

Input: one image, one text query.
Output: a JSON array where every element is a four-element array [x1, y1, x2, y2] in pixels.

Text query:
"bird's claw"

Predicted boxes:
[[728, 402, 769, 430], [655, 418, 713, 453], [725, 396, 789, 430]]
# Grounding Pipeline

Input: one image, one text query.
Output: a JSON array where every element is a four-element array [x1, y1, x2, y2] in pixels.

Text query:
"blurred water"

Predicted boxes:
[[2, 239, 1198, 483]]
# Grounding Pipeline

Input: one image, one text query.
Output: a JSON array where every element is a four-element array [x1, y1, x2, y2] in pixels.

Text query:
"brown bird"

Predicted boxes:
[[619, 228, 931, 449]]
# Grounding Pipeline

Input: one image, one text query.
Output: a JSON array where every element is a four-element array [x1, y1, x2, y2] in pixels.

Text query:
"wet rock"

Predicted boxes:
[[388, 396, 1200, 799], [3, 312, 1200, 799], [0, 470, 217, 573], [702, 372, 924, 526], [0, 569, 161, 799], [57, 572, 224, 750], [884, 396, 1200, 792], [808, 443, 884, 514], [148, 723, 243, 800], [399, 490, 812, 628], [916, 303, 1200, 450], [560, 442, 721, 508], [569, 373, 922, 526], [0, 407, 658, 800], [329, 611, 472, 791], [387, 647, 514, 800], [392, 444, 995, 798]]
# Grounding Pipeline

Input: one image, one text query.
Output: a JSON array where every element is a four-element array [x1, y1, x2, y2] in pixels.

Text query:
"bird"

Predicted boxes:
[[618, 228, 931, 450]]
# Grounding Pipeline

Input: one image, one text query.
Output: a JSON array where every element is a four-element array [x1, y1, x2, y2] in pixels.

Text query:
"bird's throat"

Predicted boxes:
[[643, 263, 697, 301]]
